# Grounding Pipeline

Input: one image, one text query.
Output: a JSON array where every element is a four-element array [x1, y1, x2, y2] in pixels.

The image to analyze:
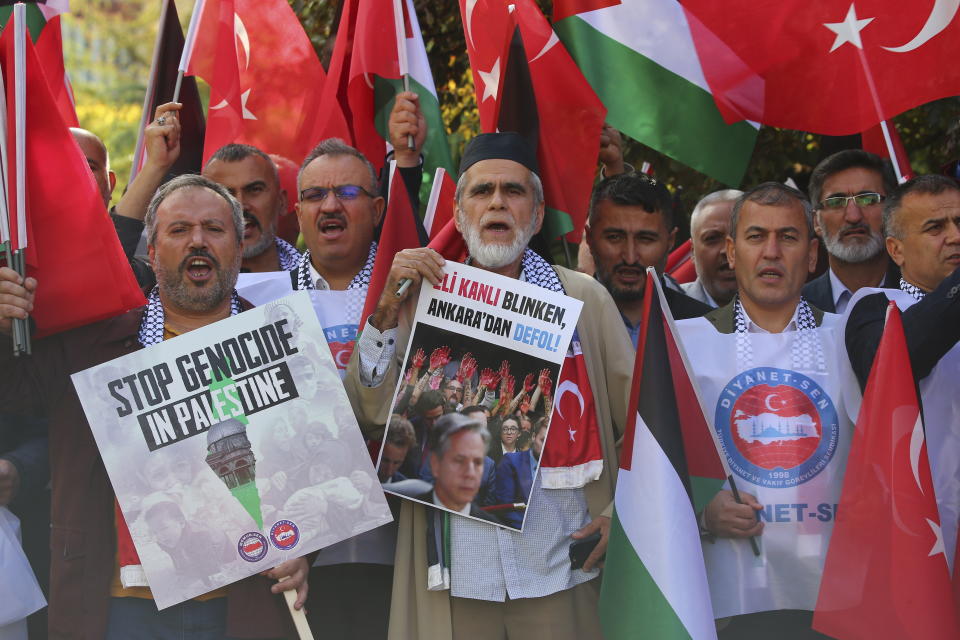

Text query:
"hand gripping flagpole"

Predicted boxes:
[[9, 3, 30, 355], [392, 0, 415, 150], [173, 0, 206, 104]]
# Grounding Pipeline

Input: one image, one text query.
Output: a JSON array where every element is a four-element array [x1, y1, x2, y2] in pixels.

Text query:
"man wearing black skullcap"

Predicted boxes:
[[345, 132, 633, 640]]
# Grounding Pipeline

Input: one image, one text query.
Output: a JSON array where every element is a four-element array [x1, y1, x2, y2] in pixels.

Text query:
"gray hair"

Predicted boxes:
[[690, 189, 743, 236], [429, 413, 491, 459], [206, 143, 280, 185], [145, 174, 243, 245], [730, 182, 815, 238], [297, 138, 378, 194], [883, 174, 960, 239], [454, 167, 545, 209], [808, 149, 896, 207], [387, 414, 417, 449]]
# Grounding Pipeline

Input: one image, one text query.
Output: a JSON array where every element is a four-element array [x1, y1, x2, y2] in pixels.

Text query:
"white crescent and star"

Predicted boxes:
[[477, 58, 501, 102], [927, 518, 946, 557], [554, 380, 585, 423], [824, 1, 958, 53], [764, 393, 781, 412], [210, 13, 257, 120], [909, 413, 925, 494]]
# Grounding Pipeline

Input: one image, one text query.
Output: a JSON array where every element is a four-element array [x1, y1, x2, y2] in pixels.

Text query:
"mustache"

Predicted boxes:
[[178, 248, 221, 272], [243, 212, 261, 231], [838, 222, 872, 236], [317, 212, 347, 227]]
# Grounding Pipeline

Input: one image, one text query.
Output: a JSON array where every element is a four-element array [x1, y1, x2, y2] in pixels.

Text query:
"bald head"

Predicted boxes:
[[70, 127, 116, 208]]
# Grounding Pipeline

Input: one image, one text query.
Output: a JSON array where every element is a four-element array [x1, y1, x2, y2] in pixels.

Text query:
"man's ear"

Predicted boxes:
[[886, 236, 905, 267], [108, 170, 117, 198], [807, 237, 819, 274], [668, 226, 678, 252], [372, 196, 386, 228], [725, 236, 736, 270]]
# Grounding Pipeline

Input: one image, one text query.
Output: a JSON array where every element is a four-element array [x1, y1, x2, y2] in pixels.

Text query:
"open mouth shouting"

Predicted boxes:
[[756, 264, 785, 283], [317, 213, 347, 240], [180, 251, 219, 285], [242, 213, 261, 240]]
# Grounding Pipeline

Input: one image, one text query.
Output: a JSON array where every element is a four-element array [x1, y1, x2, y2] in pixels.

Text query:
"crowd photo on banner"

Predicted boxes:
[[1, 0, 960, 639]]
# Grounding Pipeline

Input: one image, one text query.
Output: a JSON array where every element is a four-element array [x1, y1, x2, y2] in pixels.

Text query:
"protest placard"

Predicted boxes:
[[71, 291, 391, 609], [236, 272, 365, 379], [379, 262, 582, 530]]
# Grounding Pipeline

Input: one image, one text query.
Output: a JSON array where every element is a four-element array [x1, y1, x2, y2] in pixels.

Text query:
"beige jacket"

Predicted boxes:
[[345, 266, 634, 640]]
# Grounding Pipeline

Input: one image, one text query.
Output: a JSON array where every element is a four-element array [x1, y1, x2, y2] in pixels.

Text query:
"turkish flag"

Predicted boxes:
[[185, 0, 347, 166], [682, 0, 960, 135], [360, 167, 423, 328], [459, 0, 606, 242], [426, 217, 467, 263], [0, 24, 145, 336], [424, 167, 456, 240], [666, 239, 697, 284], [321, 0, 407, 174], [813, 303, 959, 639], [861, 120, 914, 180]]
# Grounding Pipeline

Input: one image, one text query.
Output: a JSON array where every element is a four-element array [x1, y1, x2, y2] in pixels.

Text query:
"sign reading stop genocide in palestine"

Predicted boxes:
[[379, 262, 582, 530], [71, 291, 391, 609]]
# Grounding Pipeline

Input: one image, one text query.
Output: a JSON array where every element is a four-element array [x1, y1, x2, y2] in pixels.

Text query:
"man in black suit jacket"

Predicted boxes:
[[846, 175, 960, 388], [803, 150, 899, 313], [416, 413, 500, 524], [586, 172, 711, 347]]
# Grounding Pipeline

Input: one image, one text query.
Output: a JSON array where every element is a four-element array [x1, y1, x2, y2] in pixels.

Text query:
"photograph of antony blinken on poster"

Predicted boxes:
[[378, 262, 582, 530], [70, 291, 392, 609]]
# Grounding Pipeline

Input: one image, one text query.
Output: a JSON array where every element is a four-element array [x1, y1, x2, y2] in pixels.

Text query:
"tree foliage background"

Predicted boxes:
[[66, 0, 960, 237]]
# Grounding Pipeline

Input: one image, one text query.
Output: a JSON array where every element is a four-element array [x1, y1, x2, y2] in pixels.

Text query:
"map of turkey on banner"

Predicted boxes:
[[71, 292, 390, 609]]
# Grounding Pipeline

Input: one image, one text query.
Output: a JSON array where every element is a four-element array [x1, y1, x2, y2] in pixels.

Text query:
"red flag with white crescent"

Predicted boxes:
[[539, 336, 604, 488]]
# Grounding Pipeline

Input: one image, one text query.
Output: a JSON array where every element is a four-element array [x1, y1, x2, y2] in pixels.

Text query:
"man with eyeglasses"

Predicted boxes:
[[802, 150, 900, 313], [291, 92, 425, 293]]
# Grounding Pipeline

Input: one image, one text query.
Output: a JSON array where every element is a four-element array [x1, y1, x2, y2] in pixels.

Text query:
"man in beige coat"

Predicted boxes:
[[345, 133, 633, 639]]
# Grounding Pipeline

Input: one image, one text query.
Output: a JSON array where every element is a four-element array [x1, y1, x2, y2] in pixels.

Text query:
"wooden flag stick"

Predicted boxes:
[[279, 577, 314, 640]]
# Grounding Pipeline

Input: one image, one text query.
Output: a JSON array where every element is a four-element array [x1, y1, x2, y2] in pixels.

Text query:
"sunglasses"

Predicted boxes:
[[818, 192, 884, 210], [300, 184, 375, 202]]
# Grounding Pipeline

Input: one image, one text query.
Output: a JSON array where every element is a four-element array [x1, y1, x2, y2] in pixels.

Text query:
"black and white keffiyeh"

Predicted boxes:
[[275, 237, 302, 272], [293, 241, 377, 291], [138, 286, 242, 346], [518, 249, 564, 293], [899, 277, 926, 302], [734, 295, 825, 373]]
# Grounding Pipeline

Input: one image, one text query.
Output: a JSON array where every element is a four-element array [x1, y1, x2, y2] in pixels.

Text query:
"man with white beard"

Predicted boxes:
[[345, 132, 633, 640], [802, 150, 900, 313]]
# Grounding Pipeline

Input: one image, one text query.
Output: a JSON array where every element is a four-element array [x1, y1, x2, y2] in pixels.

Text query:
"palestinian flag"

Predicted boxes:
[[130, 0, 205, 182], [325, 0, 453, 193], [0, 1, 76, 127], [461, 0, 606, 243], [553, 0, 757, 186], [599, 270, 722, 639]]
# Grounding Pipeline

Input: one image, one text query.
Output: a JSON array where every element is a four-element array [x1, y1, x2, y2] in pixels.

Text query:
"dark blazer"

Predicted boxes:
[[664, 285, 714, 320], [493, 451, 536, 529], [846, 266, 960, 390], [0, 302, 294, 639], [413, 490, 501, 524], [802, 262, 902, 313]]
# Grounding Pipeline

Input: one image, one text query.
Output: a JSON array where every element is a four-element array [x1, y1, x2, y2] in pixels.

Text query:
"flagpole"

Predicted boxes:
[[393, 0, 415, 150], [0, 29, 18, 355], [857, 49, 905, 184], [13, 3, 30, 355], [131, 0, 172, 182], [174, 0, 206, 104]]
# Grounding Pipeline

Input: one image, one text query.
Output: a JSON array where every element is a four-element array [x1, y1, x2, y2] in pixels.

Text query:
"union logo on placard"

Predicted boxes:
[[237, 532, 268, 562], [714, 367, 839, 488], [269, 520, 300, 550], [324, 324, 357, 370]]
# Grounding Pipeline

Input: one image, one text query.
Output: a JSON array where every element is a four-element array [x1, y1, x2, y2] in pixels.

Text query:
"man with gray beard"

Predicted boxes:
[[802, 149, 900, 312], [345, 133, 634, 640]]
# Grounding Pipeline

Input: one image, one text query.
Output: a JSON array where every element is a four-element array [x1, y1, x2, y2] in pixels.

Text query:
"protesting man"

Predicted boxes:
[[346, 132, 633, 639], [676, 183, 859, 639], [586, 171, 711, 347], [202, 143, 302, 272], [803, 150, 899, 313], [682, 189, 742, 308], [0, 175, 307, 638], [845, 174, 960, 581]]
